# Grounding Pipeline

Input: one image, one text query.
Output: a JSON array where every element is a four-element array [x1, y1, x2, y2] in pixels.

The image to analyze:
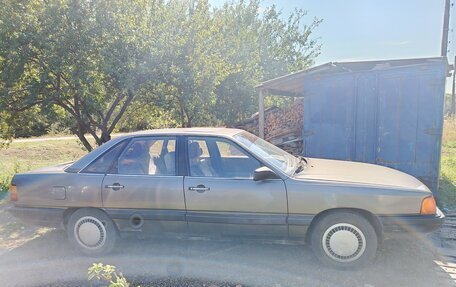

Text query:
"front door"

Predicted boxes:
[[101, 136, 186, 234], [184, 136, 288, 238]]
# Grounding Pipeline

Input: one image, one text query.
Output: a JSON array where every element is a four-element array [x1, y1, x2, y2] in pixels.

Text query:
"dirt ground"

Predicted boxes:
[[1, 231, 455, 287], [0, 199, 455, 287], [0, 196, 52, 254]]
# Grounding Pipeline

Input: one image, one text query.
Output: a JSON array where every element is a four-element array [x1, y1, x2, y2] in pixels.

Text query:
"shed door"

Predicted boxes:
[[376, 70, 444, 190]]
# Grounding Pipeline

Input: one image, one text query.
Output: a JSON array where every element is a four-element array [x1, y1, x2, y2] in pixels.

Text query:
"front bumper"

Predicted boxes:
[[7, 204, 65, 229], [380, 207, 445, 233]]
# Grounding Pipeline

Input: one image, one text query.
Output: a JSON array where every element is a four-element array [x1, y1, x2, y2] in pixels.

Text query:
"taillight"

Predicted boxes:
[[420, 196, 436, 215], [9, 184, 17, 202]]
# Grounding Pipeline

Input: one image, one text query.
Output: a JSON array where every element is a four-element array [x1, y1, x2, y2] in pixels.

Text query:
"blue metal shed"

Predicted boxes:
[[257, 57, 448, 194]]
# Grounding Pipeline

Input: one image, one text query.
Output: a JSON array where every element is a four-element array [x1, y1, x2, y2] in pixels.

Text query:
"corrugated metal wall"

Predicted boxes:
[[302, 60, 447, 194]]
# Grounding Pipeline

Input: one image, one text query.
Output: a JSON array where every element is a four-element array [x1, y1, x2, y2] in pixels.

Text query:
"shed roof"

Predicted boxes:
[[256, 57, 448, 97]]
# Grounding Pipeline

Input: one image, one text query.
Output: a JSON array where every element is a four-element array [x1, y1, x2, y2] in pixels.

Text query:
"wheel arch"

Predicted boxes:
[[305, 208, 383, 243], [63, 208, 77, 229]]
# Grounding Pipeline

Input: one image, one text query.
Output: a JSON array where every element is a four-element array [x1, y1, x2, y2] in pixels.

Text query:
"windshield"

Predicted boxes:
[[234, 131, 300, 175]]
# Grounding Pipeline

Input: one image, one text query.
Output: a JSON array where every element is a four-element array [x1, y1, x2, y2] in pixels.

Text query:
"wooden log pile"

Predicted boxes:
[[232, 99, 304, 156]]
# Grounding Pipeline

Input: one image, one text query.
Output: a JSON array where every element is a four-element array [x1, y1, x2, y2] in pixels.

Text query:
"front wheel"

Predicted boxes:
[[310, 211, 378, 268], [67, 208, 118, 255]]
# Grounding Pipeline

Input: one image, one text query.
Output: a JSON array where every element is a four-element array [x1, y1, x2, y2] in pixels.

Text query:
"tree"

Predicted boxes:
[[150, 0, 321, 127], [145, 0, 233, 127], [0, 0, 157, 150], [0, 0, 321, 148]]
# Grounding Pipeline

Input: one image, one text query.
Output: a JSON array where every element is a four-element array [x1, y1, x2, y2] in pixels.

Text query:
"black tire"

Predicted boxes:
[[310, 211, 378, 269], [66, 208, 118, 255]]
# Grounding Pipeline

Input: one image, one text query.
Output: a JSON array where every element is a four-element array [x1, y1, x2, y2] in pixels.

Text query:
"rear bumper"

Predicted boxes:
[[7, 205, 65, 229], [380, 207, 445, 233]]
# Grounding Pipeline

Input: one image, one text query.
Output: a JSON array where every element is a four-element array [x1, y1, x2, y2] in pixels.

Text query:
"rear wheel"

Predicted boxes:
[[67, 208, 118, 255], [310, 211, 378, 268]]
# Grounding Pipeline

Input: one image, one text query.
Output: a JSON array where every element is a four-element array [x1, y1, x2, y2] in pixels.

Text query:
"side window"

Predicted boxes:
[[188, 137, 260, 178], [118, 137, 176, 175], [216, 141, 249, 158], [166, 139, 176, 152], [83, 141, 128, 174], [189, 139, 209, 157], [163, 139, 176, 175], [188, 139, 215, 177], [216, 139, 261, 178]]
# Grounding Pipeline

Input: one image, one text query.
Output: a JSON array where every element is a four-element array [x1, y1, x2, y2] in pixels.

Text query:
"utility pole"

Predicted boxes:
[[441, 0, 451, 57], [442, 0, 454, 115], [452, 55, 456, 116], [189, 0, 195, 16]]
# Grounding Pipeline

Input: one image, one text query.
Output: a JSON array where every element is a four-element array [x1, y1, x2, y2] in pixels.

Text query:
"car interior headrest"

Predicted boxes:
[[188, 142, 203, 158]]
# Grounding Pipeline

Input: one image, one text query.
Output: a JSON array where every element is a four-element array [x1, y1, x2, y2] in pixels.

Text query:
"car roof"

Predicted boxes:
[[118, 127, 244, 139]]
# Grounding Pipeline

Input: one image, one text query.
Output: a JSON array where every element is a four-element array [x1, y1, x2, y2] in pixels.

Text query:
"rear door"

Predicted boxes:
[[184, 136, 288, 238], [100, 136, 186, 233]]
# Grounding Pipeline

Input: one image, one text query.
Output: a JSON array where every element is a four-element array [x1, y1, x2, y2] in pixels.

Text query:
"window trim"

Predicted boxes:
[[177, 135, 187, 176]]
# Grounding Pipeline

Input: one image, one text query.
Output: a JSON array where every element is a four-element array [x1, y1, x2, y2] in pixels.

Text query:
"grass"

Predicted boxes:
[[439, 117, 456, 211], [0, 139, 90, 193]]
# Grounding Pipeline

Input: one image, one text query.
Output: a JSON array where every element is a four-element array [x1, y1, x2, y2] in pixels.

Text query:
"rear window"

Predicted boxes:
[[82, 141, 128, 174]]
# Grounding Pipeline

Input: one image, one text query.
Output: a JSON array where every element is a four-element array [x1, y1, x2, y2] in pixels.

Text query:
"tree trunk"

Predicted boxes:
[[186, 115, 193, 127], [75, 131, 93, 152], [100, 128, 111, 144]]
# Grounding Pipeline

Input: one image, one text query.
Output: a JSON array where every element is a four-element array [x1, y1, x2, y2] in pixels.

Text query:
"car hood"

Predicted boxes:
[[293, 158, 430, 191]]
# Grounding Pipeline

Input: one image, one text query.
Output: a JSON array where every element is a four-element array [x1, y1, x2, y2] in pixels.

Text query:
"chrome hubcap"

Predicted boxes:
[[322, 223, 366, 262], [74, 216, 106, 249]]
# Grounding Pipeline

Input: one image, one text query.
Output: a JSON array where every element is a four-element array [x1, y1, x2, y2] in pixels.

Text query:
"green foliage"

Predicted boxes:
[[0, 0, 321, 145], [152, 0, 321, 127], [116, 100, 179, 132], [88, 263, 133, 287], [0, 162, 19, 194], [0, 0, 159, 150], [0, 175, 11, 194]]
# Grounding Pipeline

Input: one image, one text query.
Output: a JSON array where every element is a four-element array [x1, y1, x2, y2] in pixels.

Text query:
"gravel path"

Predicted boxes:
[[0, 228, 454, 287]]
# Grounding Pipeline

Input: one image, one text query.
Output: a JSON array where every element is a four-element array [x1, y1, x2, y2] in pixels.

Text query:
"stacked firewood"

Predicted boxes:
[[232, 100, 304, 156]]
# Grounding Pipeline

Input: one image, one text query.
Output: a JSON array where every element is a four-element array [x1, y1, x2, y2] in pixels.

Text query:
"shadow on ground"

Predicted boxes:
[[0, 230, 454, 287]]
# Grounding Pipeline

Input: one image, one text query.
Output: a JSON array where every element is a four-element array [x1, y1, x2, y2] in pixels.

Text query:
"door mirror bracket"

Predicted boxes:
[[253, 166, 280, 181]]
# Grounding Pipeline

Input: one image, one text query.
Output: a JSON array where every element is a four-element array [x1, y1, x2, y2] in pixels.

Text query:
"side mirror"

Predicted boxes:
[[253, 166, 279, 181]]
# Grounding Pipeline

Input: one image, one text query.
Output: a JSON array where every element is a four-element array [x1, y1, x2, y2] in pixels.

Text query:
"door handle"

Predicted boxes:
[[189, 185, 210, 193], [105, 183, 125, 190]]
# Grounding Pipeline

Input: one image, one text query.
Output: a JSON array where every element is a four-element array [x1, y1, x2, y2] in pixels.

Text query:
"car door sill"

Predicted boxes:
[[186, 211, 287, 225]]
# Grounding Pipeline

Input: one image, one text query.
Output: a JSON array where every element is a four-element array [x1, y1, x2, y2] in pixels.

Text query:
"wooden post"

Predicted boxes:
[[259, 89, 265, 139]]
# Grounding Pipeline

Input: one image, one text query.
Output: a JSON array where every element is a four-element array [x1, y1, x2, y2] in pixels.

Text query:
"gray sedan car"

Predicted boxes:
[[9, 128, 444, 268]]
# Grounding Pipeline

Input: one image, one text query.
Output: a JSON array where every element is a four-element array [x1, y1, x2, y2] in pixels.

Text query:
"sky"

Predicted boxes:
[[209, 0, 455, 90]]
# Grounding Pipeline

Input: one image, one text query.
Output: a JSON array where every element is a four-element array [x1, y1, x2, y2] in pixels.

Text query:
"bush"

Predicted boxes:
[[88, 263, 134, 287], [0, 177, 10, 194], [0, 162, 19, 195]]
